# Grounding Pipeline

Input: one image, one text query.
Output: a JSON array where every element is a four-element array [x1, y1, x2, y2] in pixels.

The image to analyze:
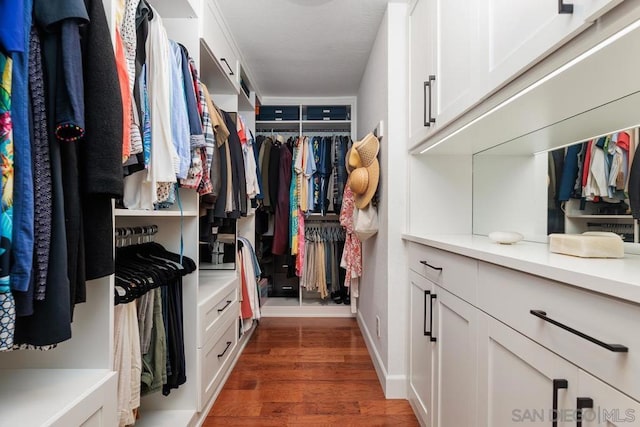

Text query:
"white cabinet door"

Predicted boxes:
[[578, 370, 640, 427], [433, 0, 480, 128], [408, 0, 437, 147], [432, 285, 478, 427], [408, 271, 436, 426], [202, 0, 239, 91], [477, 313, 578, 427], [478, 0, 622, 98]]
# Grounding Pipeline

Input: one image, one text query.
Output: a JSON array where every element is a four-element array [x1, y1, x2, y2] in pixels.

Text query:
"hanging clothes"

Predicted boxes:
[[339, 184, 362, 295], [272, 142, 292, 255]]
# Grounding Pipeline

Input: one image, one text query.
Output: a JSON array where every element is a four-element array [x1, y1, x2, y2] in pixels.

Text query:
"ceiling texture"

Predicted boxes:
[[216, 0, 390, 98]]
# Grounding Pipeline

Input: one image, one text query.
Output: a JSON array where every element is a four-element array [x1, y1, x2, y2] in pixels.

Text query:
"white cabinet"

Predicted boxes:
[[406, 239, 640, 427], [433, 0, 480, 128], [408, 271, 436, 426], [478, 0, 622, 97], [408, 0, 436, 146], [408, 0, 479, 146], [432, 284, 478, 427], [407, 244, 478, 427], [201, 0, 240, 93], [408, 0, 625, 149], [578, 370, 640, 426], [477, 313, 578, 427]]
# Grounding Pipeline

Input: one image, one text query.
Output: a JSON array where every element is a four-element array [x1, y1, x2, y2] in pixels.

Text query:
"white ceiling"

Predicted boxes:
[[216, 0, 391, 98]]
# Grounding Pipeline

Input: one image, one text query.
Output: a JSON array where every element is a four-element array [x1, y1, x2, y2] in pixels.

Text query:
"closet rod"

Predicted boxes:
[[305, 214, 340, 222], [115, 225, 158, 247]]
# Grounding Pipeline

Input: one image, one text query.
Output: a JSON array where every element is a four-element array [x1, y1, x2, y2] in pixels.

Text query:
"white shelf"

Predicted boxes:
[[135, 409, 196, 427], [302, 120, 351, 131], [0, 369, 114, 426], [261, 297, 353, 317], [115, 208, 199, 217], [199, 270, 238, 302], [263, 297, 300, 307], [238, 89, 254, 111], [150, 0, 199, 19], [255, 120, 300, 132]]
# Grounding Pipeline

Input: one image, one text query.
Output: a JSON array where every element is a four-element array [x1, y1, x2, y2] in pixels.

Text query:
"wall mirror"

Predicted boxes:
[[466, 19, 640, 253]]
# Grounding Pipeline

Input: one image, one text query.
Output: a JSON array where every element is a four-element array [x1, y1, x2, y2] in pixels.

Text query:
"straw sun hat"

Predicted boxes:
[[347, 132, 380, 209]]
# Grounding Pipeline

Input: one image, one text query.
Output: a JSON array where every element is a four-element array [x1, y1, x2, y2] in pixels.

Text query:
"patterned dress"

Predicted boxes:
[[0, 54, 15, 351], [339, 184, 362, 289]]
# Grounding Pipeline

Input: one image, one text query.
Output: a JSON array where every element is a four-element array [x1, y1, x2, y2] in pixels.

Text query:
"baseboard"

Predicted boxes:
[[357, 312, 407, 399]]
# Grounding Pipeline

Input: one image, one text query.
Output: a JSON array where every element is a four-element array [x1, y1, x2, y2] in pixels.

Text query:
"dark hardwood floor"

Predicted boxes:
[[203, 317, 419, 426]]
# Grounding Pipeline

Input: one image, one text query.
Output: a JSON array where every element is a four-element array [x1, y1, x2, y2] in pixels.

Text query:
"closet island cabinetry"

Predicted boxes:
[[405, 237, 640, 427], [408, 244, 478, 427]]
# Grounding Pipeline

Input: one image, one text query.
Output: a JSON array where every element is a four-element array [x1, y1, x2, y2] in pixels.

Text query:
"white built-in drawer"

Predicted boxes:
[[408, 242, 478, 304], [198, 281, 237, 348], [198, 313, 237, 411], [478, 261, 640, 401]]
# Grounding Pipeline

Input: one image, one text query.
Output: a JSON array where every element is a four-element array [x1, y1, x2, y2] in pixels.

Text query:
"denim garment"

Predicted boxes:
[[318, 137, 332, 215], [311, 136, 321, 212], [179, 46, 204, 148], [10, 0, 34, 292], [305, 138, 316, 212]]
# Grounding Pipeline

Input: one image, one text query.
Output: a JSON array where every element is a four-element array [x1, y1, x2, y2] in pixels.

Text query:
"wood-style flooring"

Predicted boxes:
[[203, 317, 418, 426]]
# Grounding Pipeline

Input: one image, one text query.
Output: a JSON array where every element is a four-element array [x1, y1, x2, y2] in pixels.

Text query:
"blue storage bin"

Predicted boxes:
[[307, 105, 349, 120], [257, 105, 299, 121]]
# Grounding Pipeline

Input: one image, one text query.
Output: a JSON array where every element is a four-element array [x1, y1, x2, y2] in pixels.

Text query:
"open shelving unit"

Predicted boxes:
[[255, 97, 357, 317]]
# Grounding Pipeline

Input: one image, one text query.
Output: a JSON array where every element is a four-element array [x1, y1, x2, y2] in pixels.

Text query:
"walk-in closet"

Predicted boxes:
[[4, 0, 640, 425]]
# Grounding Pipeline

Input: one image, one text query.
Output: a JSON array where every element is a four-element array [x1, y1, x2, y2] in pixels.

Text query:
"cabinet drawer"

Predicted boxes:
[[478, 262, 640, 401], [407, 242, 478, 304], [198, 315, 237, 411], [198, 285, 237, 348]]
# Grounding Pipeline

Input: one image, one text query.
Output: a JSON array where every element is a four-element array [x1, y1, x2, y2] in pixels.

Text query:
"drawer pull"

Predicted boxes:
[[558, 0, 574, 14], [419, 260, 443, 271], [217, 341, 232, 358], [423, 290, 431, 337], [530, 310, 628, 352], [429, 293, 437, 342], [552, 379, 568, 427], [220, 58, 234, 75], [576, 397, 593, 427], [217, 300, 232, 313]]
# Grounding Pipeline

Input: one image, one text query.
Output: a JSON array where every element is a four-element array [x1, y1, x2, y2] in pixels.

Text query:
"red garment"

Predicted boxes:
[[272, 146, 292, 255], [239, 251, 253, 320], [581, 139, 593, 190]]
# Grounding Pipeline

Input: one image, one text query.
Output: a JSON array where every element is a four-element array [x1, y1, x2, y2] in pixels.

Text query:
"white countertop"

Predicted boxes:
[[402, 234, 640, 304]]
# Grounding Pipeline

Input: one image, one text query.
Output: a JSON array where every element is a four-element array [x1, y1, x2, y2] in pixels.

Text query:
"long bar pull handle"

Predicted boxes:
[[217, 300, 232, 313], [553, 379, 568, 427], [558, 0, 574, 13], [530, 310, 628, 352], [220, 58, 235, 75], [419, 260, 443, 271], [576, 397, 594, 427], [427, 75, 436, 125], [423, 81, 431, 127], [424, 290, 431, 336], [217, 341, 232, 358], [429, 293, 437, 342]]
